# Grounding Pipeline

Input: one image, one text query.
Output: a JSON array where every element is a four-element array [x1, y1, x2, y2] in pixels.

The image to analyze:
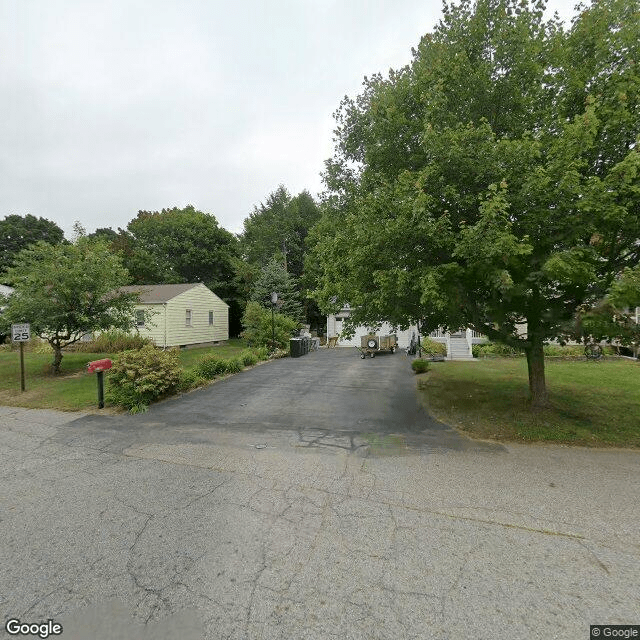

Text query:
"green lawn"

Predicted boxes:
[[419, 357, 640, 447], [0, 339, 249, 411]]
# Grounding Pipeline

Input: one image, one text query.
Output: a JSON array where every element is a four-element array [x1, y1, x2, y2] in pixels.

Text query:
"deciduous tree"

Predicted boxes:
[[241, 186, 321, 280], [0, 239, 139, 373], [0, 214, 65, 277], [309, 0, 640, 408], [123, 206, 243, 335]]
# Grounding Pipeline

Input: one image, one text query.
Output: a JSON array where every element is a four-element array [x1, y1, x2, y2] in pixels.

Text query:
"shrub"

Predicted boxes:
[[225, 357, 244, 373], [241, 301, 299, 350], [411, 358, 430, 374], [420, 337, 447, 357], [74, 330, 153, 353], [253, 346, 270, 361], [472, 341, 618, 358], [177, 369, 207, 392], [543, 343, 617, 357], [106, 345, 181, 411], [195, 355, 228, 379], [240, 350, 258, 367], [543, 344, 585, 357], [472, 342, 522, 358]]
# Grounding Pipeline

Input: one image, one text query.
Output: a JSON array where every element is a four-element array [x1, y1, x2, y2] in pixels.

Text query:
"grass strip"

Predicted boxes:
[[419, 358, 640, 448]]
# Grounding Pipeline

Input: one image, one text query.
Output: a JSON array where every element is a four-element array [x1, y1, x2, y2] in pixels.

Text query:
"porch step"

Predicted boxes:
[[448, 337, 473, 360]]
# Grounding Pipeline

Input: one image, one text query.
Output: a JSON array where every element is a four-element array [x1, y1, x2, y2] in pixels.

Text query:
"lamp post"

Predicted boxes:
[[270, 292, 278, 351]]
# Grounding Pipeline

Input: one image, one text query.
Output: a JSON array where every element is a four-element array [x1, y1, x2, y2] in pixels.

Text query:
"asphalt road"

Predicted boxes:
[[1, 348, 639, 639]]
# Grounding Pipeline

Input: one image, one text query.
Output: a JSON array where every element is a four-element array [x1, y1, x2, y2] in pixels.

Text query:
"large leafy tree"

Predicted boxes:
[[241, 186, 322, 328], [0, 239, 139, 373], [241, 186, 321, 280], [309, 0, 640, 408], [126, 206, 238, 292], [118, 206, 243, 336], [0, 214, 65, 277]]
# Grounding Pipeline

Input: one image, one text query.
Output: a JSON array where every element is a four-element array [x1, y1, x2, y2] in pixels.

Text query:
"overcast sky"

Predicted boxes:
[[1, 0, 579, 239]]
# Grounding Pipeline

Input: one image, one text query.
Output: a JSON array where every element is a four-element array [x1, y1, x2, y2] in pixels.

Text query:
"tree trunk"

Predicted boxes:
[[52, 344, 63, 375], [525, 337, 548, 409]]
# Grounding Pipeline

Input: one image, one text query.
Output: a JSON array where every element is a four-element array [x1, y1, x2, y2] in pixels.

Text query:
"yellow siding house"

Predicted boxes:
[[121, 283, 228, 348]]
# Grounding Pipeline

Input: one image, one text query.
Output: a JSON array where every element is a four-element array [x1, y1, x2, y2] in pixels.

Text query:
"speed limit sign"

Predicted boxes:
[[11, 323, 31, 342]]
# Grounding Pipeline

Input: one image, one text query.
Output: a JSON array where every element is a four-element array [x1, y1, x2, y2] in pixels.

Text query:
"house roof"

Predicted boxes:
[[120, 283, 204, 303]]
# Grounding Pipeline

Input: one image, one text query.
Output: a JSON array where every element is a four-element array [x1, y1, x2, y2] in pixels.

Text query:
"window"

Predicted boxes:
[[185, 309, 192, 326], [136, 310, 145, 327], [209, 311, 214, 326]]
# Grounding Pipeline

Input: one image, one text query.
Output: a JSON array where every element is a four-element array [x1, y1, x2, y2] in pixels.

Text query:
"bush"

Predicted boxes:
[[543, 344, 585, 357], [177, 369, 207, 392], [253, 346, 270, 361], [411, 358, 430, 374], [194, 355, 228, 379], [225, 357, 244, 374], [107, 345, 181, 411], [194, 355, 247, 378], [472, 342, 522, 358], [544, 343, 617, 357], [74, 330, 153, 353], [240, 350, 258, 367], [241, 301, 299, 350], [420, 337, 447, 357], [472, 341, 618, 358]]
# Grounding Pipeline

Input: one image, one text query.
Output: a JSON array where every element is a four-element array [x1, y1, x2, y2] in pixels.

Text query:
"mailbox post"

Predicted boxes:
[[87, 359, 113, 408]]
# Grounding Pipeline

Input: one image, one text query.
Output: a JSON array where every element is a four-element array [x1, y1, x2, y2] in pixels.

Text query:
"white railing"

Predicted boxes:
[[465, 328, 473, 358], [430, 328, 446, 338]]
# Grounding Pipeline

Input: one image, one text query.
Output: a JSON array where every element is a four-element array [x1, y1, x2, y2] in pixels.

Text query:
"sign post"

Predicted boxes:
[[11, 323, 31, 392]]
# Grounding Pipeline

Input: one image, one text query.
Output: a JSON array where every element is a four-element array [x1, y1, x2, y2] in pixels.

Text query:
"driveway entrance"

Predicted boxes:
[[65, 347, 500, 456]]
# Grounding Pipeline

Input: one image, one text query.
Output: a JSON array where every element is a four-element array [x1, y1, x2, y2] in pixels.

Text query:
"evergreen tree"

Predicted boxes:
[[250, 257, 304, 323]]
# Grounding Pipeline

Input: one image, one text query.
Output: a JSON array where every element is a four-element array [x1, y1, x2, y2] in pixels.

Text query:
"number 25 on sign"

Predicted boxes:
[[12, 323, 30, 342], [11, 323, 30, 392]]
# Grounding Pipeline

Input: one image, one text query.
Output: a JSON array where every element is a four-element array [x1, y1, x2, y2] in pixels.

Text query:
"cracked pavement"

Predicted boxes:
[[1, 348, 639, 639]]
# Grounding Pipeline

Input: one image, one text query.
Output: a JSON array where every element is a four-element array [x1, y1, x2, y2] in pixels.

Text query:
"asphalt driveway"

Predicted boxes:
[[61, 347, 501, 456], [1, 348, 639, 639]]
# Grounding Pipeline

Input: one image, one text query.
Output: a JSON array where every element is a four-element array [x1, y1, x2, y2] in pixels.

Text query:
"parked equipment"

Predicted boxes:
[[356, 334, 398, 359]]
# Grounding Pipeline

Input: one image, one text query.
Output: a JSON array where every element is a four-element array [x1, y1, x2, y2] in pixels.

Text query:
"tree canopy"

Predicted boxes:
[[125, 206, 239, 294], [308, 0, 640, 407], [0, 238, 139, 373], [96, 206, 244, 336], [0, 214, 65, 278], [241, 186, 321, 280]]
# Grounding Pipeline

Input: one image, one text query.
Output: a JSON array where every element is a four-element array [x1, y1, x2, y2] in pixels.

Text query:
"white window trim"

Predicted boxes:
[[186, 309, 192, 327]]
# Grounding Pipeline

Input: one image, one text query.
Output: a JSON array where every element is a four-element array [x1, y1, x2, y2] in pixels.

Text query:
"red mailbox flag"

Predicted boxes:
[[87, 359, 113, 374]]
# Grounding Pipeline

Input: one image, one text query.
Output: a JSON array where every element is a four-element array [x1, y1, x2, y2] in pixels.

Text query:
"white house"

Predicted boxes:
[[327, 305, 486, 359], [121, 283, 229, 348]]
